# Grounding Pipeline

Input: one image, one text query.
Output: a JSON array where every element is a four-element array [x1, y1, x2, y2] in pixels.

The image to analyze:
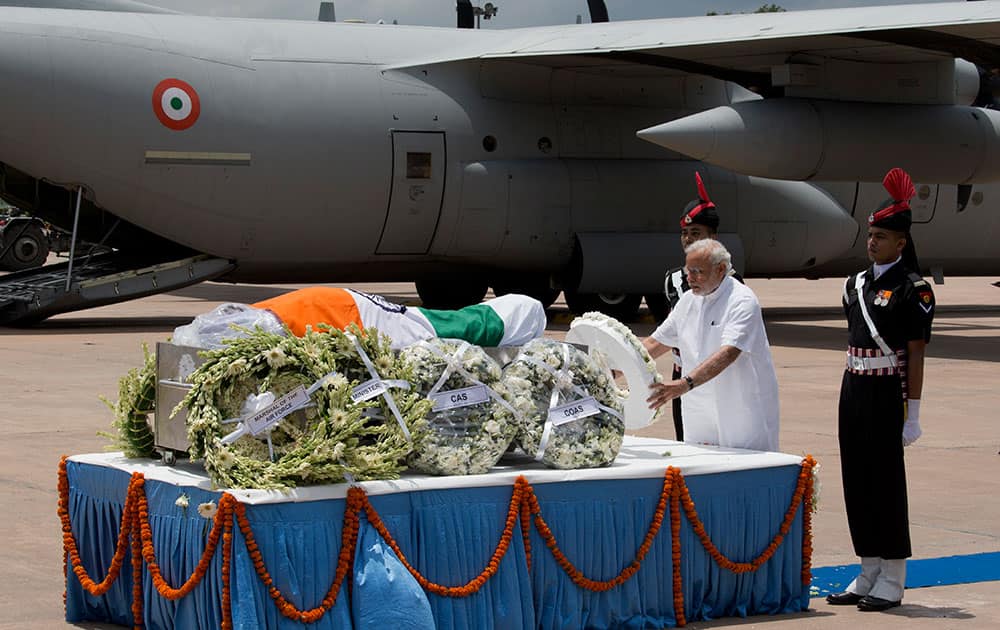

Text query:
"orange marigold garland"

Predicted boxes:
[[360, 478, 526, 597], [801, 456, 816, 586], [220, 498, 235, 630], [675, 458, 814, 575], [519, 497, 533, 572], [136, 488, 228, 600], [58, 454, 816, 629], [232, 489, 361, 623], [522, 467, 675, 593], [678, 467, 811, 574], [130, 478, 145, 629], [58, 457, 140, 597], [670, 470, 686, 627]]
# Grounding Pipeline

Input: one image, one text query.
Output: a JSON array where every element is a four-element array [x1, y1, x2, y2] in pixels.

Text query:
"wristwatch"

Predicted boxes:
[[684, 375, 695, 390]]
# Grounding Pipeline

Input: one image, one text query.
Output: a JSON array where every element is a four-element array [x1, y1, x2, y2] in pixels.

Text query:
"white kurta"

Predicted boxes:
[[651, 276, 780, 451]]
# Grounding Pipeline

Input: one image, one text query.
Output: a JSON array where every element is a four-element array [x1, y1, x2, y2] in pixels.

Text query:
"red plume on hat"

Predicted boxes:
[[869, 167, 915, 225], [696, 171, 712, 205], [883, 167, 915, 206]]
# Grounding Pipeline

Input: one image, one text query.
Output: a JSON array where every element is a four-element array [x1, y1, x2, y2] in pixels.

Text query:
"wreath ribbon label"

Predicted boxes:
[[346, 333, 413, 442], [430, 384, 490, 412], [244, 386, 311, 436], [422, 341, 518, 417], [351, 379, 388, 403], [220, 386, 312, 445], [549, 396, 600, 426]]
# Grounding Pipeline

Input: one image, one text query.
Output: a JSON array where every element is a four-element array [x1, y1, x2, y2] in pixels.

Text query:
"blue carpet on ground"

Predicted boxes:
[[810, 552, 1000, 597]]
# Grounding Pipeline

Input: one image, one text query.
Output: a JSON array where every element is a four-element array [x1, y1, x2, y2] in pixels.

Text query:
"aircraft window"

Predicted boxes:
[[406, 153, 432, 179]]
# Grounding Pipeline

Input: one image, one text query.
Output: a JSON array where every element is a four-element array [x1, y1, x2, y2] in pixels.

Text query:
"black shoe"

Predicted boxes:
[[826, 591, 863, 605], [857, 595, 901, 611]]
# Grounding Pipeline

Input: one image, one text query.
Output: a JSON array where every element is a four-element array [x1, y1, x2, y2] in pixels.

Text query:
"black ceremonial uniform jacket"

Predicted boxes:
[[842, 263, 935, 355]]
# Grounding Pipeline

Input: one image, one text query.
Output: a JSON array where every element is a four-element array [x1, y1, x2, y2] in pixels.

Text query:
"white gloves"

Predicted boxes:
[[902, 399, 922, 447]]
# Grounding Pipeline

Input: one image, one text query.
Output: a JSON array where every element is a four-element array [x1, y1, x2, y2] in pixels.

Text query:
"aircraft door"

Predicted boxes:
[[376, 131, 446, 254], [909, 183, 938, 224]]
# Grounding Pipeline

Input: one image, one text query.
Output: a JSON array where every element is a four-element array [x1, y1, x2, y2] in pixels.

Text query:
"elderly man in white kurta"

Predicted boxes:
[[643, 239, 779, 451]]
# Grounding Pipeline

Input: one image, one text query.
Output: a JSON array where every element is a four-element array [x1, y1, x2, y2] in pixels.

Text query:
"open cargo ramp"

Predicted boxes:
[[0, 252, 234, 325]]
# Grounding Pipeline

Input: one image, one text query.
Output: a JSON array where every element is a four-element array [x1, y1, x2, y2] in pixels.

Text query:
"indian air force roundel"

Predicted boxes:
[[152, 78, 200, 130]]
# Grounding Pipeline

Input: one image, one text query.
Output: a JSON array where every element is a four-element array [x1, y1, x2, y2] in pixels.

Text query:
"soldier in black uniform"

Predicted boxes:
[[826, 167, 935, 612], [656, 172, 741, 441]]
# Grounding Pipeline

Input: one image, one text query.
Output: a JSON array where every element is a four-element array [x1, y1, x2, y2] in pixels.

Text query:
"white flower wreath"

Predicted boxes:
[[401, 339, 517, 475], [576, 311, 663, 384], [565, 311, 665, 430], [501, 338, 625, 469]]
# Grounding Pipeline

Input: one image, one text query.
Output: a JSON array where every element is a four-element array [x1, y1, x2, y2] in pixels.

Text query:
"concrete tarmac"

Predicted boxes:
[[1, 276, 997, 629]]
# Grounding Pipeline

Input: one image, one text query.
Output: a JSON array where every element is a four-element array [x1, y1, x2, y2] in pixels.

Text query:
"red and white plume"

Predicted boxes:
[[882, 167, 915, 204]]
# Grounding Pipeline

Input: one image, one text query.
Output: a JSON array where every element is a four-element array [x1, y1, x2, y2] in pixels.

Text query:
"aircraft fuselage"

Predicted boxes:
[[0, 9, 997, 299]]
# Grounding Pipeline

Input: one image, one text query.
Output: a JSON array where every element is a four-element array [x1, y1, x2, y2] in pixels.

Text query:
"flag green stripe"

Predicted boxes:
[[416, 304, 504, 346]]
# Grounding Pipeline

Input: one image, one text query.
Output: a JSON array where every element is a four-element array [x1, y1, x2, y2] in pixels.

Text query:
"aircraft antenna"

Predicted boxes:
[[457, 0, 474, 28], [318, 2, 336, 22], [587, 0, 610, 23]]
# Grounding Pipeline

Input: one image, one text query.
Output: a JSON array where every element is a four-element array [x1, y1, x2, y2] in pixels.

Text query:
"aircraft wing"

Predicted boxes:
[[0, 0, 176, 13], [391, 1, 1000, 83]]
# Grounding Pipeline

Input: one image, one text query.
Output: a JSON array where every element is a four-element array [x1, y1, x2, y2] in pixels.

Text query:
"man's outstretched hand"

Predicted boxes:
[[647, 380, 688, 410]]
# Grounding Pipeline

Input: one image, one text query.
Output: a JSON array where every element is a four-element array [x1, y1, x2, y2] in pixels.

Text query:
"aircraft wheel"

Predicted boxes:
[[416, 275, 489, 310], [564, 290, 642, 322], [491, 277, 560, 309], [644, 293, 670, 323], [0, 222, 49, 271]]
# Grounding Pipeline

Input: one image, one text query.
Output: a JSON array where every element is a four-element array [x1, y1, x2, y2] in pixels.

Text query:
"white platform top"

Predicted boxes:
[[70, 436, 805, 505]]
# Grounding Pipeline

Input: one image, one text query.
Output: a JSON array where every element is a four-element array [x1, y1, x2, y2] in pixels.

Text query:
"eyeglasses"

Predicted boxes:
[[684, 267, 709, 277]]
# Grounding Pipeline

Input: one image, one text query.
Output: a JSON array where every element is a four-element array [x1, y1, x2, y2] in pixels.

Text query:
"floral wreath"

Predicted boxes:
[[101, 344, 157, 458], [400, 339, 518, 475], [180, 324, 430, 490], [502, 338, 625, 469]]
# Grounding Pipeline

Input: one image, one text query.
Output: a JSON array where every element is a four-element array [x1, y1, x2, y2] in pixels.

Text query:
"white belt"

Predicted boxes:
[[846, 354, 896, 371]]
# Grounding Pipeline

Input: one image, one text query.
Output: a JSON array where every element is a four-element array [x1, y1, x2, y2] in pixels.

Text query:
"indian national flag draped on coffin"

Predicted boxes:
[[253, 287, 545, 348]]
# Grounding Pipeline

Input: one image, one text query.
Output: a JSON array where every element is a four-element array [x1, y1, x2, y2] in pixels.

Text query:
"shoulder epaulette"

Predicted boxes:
[[906, 271, 928, 287]]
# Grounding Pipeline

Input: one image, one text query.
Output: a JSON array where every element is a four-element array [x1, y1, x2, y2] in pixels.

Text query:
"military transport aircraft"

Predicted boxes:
[[1, 1, 999, 324]]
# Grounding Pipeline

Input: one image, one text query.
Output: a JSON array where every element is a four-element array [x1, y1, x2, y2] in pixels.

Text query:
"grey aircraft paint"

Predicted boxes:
[[0, 4, 998, 320]]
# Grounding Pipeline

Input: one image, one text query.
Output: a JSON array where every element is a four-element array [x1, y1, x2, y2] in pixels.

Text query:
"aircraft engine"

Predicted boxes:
[[637, 99, 1000, 184], [567, 171, 857, 294]]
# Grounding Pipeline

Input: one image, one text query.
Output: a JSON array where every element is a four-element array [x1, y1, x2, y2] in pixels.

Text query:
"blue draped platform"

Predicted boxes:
[[63, 438, 811, 629]]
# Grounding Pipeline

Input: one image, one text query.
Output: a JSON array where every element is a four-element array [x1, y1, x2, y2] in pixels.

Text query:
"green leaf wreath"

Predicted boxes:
[[180, 324, 431, 490], [99, 344, 157, 458]]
